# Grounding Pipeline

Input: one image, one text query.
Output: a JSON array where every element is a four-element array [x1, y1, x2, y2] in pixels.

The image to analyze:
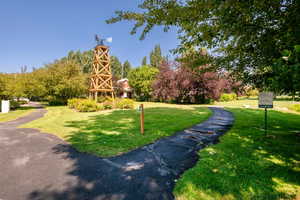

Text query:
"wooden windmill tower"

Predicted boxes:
[[89, 35, 114, 101]]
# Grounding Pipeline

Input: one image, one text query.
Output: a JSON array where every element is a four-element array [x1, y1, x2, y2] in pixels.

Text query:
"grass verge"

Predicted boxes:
[[174, 108, 300, 200], [214, 99, 299, 110], [22, 103, 211, 157], [0, 107, 35, 122]]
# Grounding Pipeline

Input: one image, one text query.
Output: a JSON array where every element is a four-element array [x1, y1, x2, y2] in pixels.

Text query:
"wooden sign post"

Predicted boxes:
[[139, 104, 144, 135], [258, 92, 274, 135]]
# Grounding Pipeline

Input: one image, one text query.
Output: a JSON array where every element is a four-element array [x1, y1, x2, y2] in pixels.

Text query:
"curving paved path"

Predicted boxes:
[[0, 107, 234, 200]]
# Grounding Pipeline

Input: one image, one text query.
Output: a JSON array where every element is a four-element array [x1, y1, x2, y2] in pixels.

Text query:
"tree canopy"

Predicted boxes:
[[128, 65, 159, 101], [107, 0, 300, 97], [153, 61, 237, 103], [150, 45, 164, 68], [122, 60, 132, 78], [142, 56, 147, 66], [111, 56, 123, 79], [107, 0, 300, 74]]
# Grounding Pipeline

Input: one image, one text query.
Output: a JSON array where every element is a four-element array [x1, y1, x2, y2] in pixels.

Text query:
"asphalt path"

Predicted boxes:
[[0, 107, 234, 200]]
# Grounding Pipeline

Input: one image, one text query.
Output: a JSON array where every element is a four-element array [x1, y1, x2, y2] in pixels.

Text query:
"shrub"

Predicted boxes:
[[48, 96, 67, 106], [97, 96, 109, 103], [152, 62, 232, 103], [74, 99, 103, 112], [68, 98, 104, 112], [101, 97, 116, 109], [115, 98, 135, 109], [219, 93, 237, 102], [18, 100, 28, 105], [246, 89, 259, 97], [67, 98, 81, 109], [288, 104, 300, 112], [68, 98, 134, 111], [103, 100, 114, 109], [10, 100, 20, 110]]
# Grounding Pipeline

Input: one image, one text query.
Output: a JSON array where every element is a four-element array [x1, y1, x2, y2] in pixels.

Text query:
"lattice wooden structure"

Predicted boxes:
[[89, 45, 114, 101]]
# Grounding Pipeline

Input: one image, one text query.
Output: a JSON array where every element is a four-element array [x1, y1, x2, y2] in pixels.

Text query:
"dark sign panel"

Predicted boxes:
[[259, 105, 273, 108]]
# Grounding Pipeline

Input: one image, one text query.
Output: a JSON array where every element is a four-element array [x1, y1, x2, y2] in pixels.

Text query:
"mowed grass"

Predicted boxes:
[[22, 102, 211, 157], [0, 107, 35, 122], [174, 108, 300, 200], [214, 98, 299, 112]]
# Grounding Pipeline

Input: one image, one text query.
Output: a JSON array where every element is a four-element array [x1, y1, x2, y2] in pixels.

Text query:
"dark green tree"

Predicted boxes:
[[110, 56, 122, 79], [122, 60, 132, 78], [0, 74, 6, 99], [0, 50, 130, 102], [142, 56, 147, 66], [63, 50, 93, 73], [43, 60, 87, 100], [107, 0, 300, 86], [128, 65, 159, 101], [5, 74, 26, 100], [23, 69, 47, 100], [150, 45, 164, 68], [269, 45, 300, 99]]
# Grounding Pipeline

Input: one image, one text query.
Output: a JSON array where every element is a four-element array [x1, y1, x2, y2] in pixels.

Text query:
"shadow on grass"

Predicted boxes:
[[27, 107, 210, 200], [174, 108, 300, 199], [27, 107, 300, 199], [64, 107, 210, 157]]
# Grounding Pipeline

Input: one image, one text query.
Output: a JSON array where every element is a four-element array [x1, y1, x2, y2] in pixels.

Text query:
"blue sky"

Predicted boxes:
[[0, 0, 179, 73]]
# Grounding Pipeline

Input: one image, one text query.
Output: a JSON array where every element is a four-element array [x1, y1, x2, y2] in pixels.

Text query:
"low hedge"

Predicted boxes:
[[68, 98, 103, 112], [115, 98, 135, 109], [219, 93, 237, 102], [97, 96, 114, 103], [67, 98, 135, 112], [67, 98, 81, 109], [18, 100, 28, 105], [76, 100, 104, 112], [288, 104, 300, 112], [48, 97, 67, 106], [10, 100, 20, 110], [103, 100, 114, 110], [246, 89, 259, 97]]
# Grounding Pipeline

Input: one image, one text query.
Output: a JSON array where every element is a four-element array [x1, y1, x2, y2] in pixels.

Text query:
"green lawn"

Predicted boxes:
[[174, 108, 300, 200], [214, 99, 299, 112], [19, 99, 300, 198], [0, 107, 35, 122], [22, 103, 211, 157]]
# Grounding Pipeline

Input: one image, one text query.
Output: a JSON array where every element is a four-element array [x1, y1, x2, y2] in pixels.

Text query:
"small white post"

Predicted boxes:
[[1, 100, 10, 113]]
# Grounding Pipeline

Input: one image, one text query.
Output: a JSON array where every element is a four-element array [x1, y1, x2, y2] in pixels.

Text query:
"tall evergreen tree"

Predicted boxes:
[[110, 56, 122, 79], [150, 45, 164, 68], [142, 56, 147, 66], [122, 60, 132, 78], [63, 50, 93, 73]]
